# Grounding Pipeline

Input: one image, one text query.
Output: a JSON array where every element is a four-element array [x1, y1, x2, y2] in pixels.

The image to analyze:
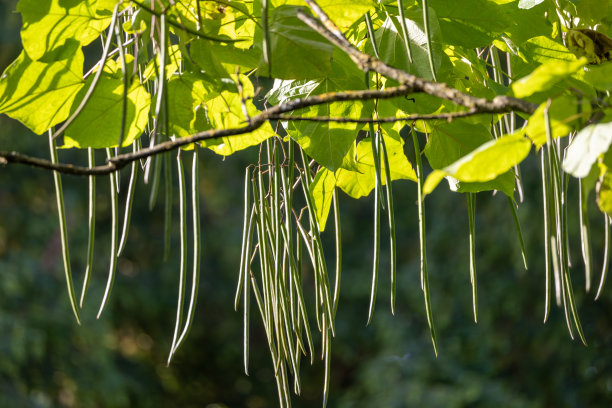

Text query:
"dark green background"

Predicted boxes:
[[2, 1, 612, 406]]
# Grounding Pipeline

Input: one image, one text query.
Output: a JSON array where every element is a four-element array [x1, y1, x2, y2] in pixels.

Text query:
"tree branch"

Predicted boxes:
[[298, 0, 538, 115], [0, 1, 542, 177], [267, 109, 479, 123]]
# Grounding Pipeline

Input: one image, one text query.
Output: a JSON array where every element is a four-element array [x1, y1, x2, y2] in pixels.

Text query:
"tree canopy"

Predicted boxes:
[[1, 0, 612, 406]]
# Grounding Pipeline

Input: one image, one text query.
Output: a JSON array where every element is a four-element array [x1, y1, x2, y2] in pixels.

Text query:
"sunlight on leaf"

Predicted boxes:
[[0, 46, 84, 134]]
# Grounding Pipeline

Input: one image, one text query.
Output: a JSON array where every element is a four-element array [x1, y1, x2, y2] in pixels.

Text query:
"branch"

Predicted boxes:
[[267, 109, 479, 123], [298, 0, 538, 115], [1, 86, 413, 176], [0, 2, 542, 177]]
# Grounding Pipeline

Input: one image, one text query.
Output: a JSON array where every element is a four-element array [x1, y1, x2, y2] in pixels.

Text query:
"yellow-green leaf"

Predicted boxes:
[[525, 95, 591, 147], [0, 46, 84, 134], [63, 76, 151, 148], [18, 0, 116, 60], [310, 168, 337, 232], [512, 58, 586, 98], [424, 133, 531, 194]]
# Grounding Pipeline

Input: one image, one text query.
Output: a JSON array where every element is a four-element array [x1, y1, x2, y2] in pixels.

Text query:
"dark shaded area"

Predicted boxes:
[[2, 2, 612, 407]]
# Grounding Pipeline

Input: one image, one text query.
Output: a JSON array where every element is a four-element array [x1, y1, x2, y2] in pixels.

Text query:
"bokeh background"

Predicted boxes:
[[2, 1, 612, 406]]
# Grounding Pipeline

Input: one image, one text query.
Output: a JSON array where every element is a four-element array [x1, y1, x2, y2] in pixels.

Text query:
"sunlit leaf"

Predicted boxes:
[[597, 172, 612, 216], [584, 63, 612, 91], [371, 12, 445, 82], [167, 73, 219, 138], [424, 121, 493, 169], [310, 168, 336, 232], [63, 76, 151, 148], [18, 0, 116, 61], [424, 133, 530, 194], [334, 134, 416, 199], [255, 5, 334, 79], [199, 76, 275, 155], [512, 58, 586, 99], [0, 45, 84, 134], [525, 95, 591, 147], [563, 121, 612, 178]]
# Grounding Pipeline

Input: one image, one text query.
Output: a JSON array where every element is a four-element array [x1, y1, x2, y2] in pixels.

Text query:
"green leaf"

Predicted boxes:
[[448, 133, 531, 182], [584, 63, 612, 91], [563, 121, 612, 178], [0, 45, 84, 134], [272, 0, 372, 29], [199, 76, 275, 155], [286, 60, 372, 171], [310, 168, 337, 232], [430, 0, 511, 48], [191, 40, 260, 77], [371, 12, 444, 81], [334, 133, 416, 199], [447, 171, 516, 195], [167, 73, 219, 138], [63, 75, 151, 148], [424, 121, 493, 169], [424, 133, 530, 195], [256, 5, 334, 79], [597, 172, 612, 216], [512, 58, 586, 99], [525, 95, 591, 147], [18, 0, 116, 61], [142, 45, 182, 82]]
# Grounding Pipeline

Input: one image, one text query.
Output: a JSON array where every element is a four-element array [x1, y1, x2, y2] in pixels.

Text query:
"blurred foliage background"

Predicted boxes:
[[2, 1, 612, 407]]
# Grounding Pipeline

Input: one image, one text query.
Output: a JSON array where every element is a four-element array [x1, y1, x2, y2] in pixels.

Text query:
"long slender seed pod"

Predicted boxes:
[[97, 149, 119, 319], [545, 105, 586, 344], [117, 141, 139, 256], [262, 0, 271, 76], [563, 266, 588, 345], [379, 132, 397, 314], [332, 190, 342, 317], [467, 193, 477, 323], [299, 148, 335, 335], [367, 126, 383, 324], [365, 11, 380, 59], [254, 170, 273, 337], [163, 152, 173, 261], [115, 22, 129, 148], [257, 164, 275, 336], [81, 148, 96, 307], [252, 196, 275, 358], [294, 226, 315, 363], [173, 149, 202, 353], [544, 114, 562, 306], [397, 0, 414, 63], [422, 0, 437, 81], [558, 257, 575, 340], [154, 13, 168, 132], [148, 13, 168, 210], [236, 166, 254, 310], [579, 179, 593, 292], [596, 215, 610, 300], [148, 153, 162, 210], [322, 317, 331, 408], [412, 127, 438, 356], [369, 121, 386, 209], [243, 245, 251, 376], [168, 150, 187, 364], [250, 269, 279, 369], [48, 132, 81, 324], [541, 148, 552, 322], [367, 154, 381, 325], [508, 197, 528, 270]]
